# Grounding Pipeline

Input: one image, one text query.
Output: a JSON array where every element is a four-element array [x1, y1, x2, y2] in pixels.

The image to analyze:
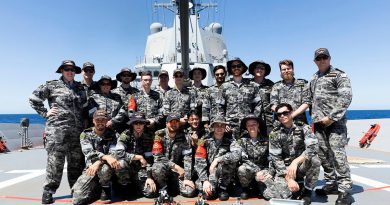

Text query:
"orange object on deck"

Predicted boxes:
[[359, 124, 381, 148]]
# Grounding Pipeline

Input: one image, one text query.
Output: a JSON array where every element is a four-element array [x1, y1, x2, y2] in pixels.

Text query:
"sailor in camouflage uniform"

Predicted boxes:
[[154, 70, 171, 98], [236, 114, 270, 199], [188, 67, 210, 127], [115, 112, 157, 198], [113, 71, 163, 133], [151, 113, 196, 197], [207, 65, 226, 122], [29, 60, 87, 204], [162, 69, 194, 127], [194, 115, 241, 201], [80, 62, 98, 97], [249, 61, 275, 134], [310, 48, 353, 205], [270, 59, 311, 124], [264, 103, 320, 205], [72, 110, 119, 205], [88, 76, 122, 131], [111, 68, 139, 104], [216, 58, 263, 139]]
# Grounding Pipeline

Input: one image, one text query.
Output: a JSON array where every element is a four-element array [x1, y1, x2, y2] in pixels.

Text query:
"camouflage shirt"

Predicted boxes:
[[207, 84, 223, 123], [189, 85, 210, 122], [269, 122, 318, 177], [309, 66, 352, 122], [252, 78, 275, 128], [270, 78, 311, 123], [112, 84, 139, 105], [154, 85, 171, 99], [194, 134, 241, 182], [80, 128, 117, 166], [29, 77, 87, 129], [216, 79, 263, 123], [236, 133, 269, 172], [87, 91, 122, 119], [131, 89, 163, 123], [115, 129, 154, 175], [153, 129, 193, 180], [162, 86, 194, 118]]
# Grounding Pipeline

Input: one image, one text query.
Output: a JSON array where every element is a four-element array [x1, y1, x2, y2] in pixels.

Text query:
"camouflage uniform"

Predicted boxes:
[[253, 79, 275, 134], [114, 129, 156, 197], [310, 66, 353, 192], [162, 86, 194, 118], [29, 77, 87, 194], [111, 85, 139, 107], [87, 92, 123, 120], [264, 122, 320, 199], [270, 79, 310, 124], [207, 84, 223, 123], [81, 80, 97, 98], [216, 79, 263, 139], [154, 85, 171, 99], [236, 133, 269, 190], [194, 133, 241, 198], [151, 128, 195, 197], [189, 85, 210, 123], [72, 128, 117, 205]]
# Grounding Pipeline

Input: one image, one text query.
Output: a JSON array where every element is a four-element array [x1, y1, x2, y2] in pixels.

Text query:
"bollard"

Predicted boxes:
[[19, 118, 32, 149]]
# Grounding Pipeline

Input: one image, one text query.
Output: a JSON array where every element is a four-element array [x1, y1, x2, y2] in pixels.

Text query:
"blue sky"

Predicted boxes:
[[1, 0, 389, 114]]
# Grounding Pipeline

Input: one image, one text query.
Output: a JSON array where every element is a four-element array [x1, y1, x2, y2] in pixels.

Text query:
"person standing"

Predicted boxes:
[[270, 59, 311, 124], [310, 48, 353, 205], [155, 70, 171, 98], [216, 58, 263, 139], [248, 61, 274, 134], [207, 65, 226, 122], [112, 67, 139, 105], [189, 67, 210, 128], [80, 62, 97, 96], [29, 60, 87, 204]]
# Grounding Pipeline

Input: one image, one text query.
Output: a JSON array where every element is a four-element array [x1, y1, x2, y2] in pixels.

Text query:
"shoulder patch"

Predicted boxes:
[[80, 132, 87, 140]]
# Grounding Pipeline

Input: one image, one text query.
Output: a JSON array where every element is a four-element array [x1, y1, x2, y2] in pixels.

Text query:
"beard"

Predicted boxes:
[[282, 72, 294, 81]]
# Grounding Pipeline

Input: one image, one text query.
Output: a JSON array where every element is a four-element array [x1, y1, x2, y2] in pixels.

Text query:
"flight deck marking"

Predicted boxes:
[[0, 169, 45, 189], [361, 165, 390, 168], [351, 174, 390, 192]]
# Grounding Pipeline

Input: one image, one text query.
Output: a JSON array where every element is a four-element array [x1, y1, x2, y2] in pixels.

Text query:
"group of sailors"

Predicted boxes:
[[29, 48, 353, 205]]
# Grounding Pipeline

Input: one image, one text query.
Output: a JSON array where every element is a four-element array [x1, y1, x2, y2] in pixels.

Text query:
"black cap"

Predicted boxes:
[[314, 48, 331, 60], [189, 67, 207, 80], [115, 67, 137, 82], [82, 62, 95, 70], [91, 75, 118, 90], [173, 68, 184, 76], [166, 113, 181, 122], [227, 57, 248, 75], [127, 112, 149, 125], [158, 70, 169, 77]]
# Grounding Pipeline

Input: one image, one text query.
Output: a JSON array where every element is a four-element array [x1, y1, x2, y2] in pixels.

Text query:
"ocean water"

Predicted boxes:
[[0, 110, 390, 125]]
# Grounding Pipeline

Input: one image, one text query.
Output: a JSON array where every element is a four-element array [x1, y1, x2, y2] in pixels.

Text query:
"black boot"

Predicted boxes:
[[240, 187, 250, 200], [335, 192, 353, 205], [100, 187, 112, 203], [300, 188, 313, 205], [315, 183, 338, 196], [42, 192, 54, 204], [218, 187, 229, 201]]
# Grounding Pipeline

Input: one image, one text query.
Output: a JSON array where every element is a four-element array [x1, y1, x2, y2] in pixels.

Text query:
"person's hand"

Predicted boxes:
[[209, 158, 219, 173], [145, 178, 156, 193], [203, 123, 209, 129], [183, 179, 196, 189], [255, 170, 271, 182], [225, 125, 231, 133], [320, 117, 334, 127], [139, 157, 147, 167], [174, 165, 185, 178], [106, 120, 113, 128], [86, 161, 101, 176], [286, 178, 300, 192], [46, 106, 58, 117], [105, 155, 120, 169], [147, 119, 155, 128], [180, 117, 188, 126], [202, 181, 213, 196], [286, 161, 298, 180]]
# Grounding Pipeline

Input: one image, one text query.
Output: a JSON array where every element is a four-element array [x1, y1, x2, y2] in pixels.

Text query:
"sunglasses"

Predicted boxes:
[[174, 74, 184, 78], [122, 74, 133, 77], [133, 121, 145, 125], [231, 64, 243, 69], [215, 73, 225, 77], [315, 56, 329, 61], [276, 111, 291, 117], [100, 83, 112, 86], [63, 67, 76, 72], [84, 69, 94, 73]]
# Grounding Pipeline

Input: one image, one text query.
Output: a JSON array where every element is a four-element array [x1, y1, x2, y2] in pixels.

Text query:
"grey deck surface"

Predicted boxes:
[[1, 119, 390, 204]]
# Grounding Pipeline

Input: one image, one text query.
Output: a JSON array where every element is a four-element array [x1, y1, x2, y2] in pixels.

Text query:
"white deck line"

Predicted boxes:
[[360, 165, 390, 168], [351, 174, 390, 192], [0, 169, 45, 189]]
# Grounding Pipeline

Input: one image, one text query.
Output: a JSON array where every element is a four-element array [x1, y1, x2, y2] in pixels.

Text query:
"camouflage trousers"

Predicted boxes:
[[262, 156, 320, 199], [72, 164, 113, 205], [237, 163, 269, 189], [151, 161, 196, 197], [116, 159, 157, 198], [315, 120, 352, 192], [43, 127, 84, 193], [203, 161, 236, 198]]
